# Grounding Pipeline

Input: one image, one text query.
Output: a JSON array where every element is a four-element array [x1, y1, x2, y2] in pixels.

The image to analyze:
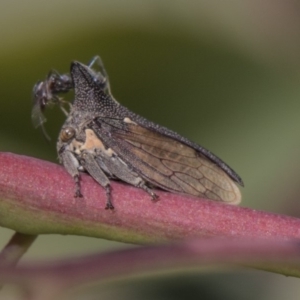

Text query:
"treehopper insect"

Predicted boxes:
[[33, 56, 243, 209]]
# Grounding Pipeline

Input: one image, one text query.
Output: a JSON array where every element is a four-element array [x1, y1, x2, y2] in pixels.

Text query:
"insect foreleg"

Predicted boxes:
[[59, 149, 83, 197]]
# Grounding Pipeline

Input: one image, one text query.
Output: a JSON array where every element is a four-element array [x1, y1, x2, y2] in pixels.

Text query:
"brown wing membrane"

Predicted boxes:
[[95, 120, 241, 204]]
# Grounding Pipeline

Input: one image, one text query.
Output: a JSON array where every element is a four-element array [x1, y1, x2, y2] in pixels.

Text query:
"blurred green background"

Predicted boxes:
[[1, 0, 300, 299]]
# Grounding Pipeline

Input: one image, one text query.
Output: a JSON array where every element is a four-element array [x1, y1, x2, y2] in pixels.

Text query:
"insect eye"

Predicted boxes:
[[60, 127, 75, 142]]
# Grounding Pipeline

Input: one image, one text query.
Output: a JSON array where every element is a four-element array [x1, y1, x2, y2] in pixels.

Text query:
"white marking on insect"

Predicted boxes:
[[124, 117, 137, 125], [72, 129, 115, 157]]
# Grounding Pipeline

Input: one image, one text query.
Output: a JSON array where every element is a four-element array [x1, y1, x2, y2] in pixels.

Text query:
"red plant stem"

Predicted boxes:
[[0, 238, 299, 286], [0, 152, 299, 244]]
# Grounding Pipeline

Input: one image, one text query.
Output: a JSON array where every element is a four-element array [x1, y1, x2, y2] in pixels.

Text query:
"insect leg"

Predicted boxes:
[[58, 98, 71, 117], [74, 174, 83, 198], [81, 152, 114, 209], [59, 149, 83, 197], [88, 56, 111, 92], [95, 154, 158, 202], [137, 182, 159, 201], [104, 185, 114, 210]]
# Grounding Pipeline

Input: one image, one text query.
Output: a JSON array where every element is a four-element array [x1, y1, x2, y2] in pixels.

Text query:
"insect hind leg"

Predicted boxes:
[[137, 182, 159, 201]]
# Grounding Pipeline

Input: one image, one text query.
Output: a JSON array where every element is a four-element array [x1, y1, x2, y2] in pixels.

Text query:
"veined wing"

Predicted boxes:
[[91, 118, 241, 204]]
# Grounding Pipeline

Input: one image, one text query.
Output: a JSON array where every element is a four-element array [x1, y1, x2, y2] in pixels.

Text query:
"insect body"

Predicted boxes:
[[36, 57, 243, 209], [32, 70, 73, 139], [32, 57, 108, 140]]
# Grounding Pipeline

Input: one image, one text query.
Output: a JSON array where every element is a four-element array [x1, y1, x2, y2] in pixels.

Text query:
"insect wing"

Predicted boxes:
[[31, 80, 47, 127], [91, 118, 241, 204]]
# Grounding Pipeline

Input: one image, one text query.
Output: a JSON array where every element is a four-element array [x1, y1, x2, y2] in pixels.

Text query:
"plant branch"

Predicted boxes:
[[1, 152, 300, 297], [0, 152, 300, 244], [0, 237, 300, 297], [0, 232, 37, 267]]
